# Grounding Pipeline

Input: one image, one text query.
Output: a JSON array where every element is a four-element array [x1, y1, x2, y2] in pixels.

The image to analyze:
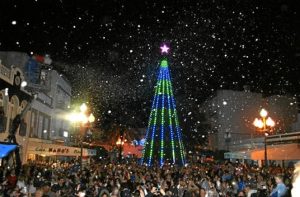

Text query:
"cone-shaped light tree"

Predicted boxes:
[[141, 44, 186, 167]]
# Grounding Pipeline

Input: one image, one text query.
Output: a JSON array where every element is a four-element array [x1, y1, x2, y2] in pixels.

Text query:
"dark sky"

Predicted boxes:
[[0, 0, 299, 132]]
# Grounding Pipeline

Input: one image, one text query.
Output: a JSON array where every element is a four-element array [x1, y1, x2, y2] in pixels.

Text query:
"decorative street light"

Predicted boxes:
[[68, 103, 95, 171], [116, 138, 124, 163], [116, 128, 125, 163], [253, 108, 275, 168]]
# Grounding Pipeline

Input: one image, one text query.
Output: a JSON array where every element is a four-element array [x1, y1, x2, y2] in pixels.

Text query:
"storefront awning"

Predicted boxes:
[[225, 143, 300, 161], [224, 151, 251, 160], [251, 143, 300, 160], [27, 142, 96, 157], [0, 142, 18, 159]]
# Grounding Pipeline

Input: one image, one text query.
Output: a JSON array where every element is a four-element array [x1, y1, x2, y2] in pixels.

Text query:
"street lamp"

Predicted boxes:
[[68, 103, 95, 171], [253, 108, 275, 168], [116, 138, 124, 163]]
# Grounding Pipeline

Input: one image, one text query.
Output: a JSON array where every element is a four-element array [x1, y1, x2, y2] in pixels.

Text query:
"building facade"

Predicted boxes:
[[201, 89, 298, 152], [0, 56, 32, 162], [0, 51, 95, 163]]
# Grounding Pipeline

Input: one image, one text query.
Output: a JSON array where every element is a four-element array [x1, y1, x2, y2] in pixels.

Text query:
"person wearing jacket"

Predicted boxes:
[[270, 174, 287, 197]]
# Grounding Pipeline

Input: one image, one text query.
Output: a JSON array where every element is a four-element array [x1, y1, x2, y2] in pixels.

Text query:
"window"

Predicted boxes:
[[19, 118, 27, 136], [42, 116, 50, 139], [30, 109, 38, 138]]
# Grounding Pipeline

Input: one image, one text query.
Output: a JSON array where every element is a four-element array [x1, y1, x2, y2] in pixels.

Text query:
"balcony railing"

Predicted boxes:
[[267, 131, 300, 145]]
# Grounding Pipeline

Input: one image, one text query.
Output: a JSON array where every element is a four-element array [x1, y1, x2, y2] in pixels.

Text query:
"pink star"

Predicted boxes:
[[160, 44, 170, 54]]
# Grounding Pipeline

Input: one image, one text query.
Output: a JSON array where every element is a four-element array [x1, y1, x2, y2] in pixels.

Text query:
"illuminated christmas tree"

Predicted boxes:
[[141, 44, 186, 167]]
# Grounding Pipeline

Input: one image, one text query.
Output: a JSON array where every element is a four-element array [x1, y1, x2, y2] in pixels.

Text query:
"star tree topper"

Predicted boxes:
[[160, 44, 170, 54]]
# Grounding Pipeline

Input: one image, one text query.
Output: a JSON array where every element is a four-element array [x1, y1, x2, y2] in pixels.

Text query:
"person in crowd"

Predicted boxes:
[[0, 159, 297, 197], [237, 190, 246, 197], [244, 183, 257, 197], [16, 175, 27, 195], [291, 162, 300, 197], [51, 176, 65, 193], [42, 181, 57, 197], [270, 174, 287, 197], [6, 169, 17, 190], [200, 188, 206, 197], [34, 186, 45, 197], [187, 179, 199, 197], [237, 176, 246, 193], [99, 187, 111, 197], [111, 186, 121, 197]]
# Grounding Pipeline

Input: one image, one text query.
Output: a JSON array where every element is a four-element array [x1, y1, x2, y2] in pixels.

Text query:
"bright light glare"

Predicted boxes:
[[260, 108, 268, 118], [63, 131, 68, 138], [80, 103, 87, 112], [266, 117, 275, 127], [116, 139, 124, 145], [21, 81, 27, 87], [68, 111, 94, 124], [68, 112, 85, 122], [253, 118, 264, 129], [88, 113, 95, 123]]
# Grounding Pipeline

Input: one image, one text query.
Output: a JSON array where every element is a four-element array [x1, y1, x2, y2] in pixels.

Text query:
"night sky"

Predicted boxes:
[[0, 0, 299, 133]]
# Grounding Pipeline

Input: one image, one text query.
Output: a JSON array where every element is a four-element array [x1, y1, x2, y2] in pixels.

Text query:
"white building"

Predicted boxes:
[[291, 114, 300, 131], [0, 51, 95, 163], [28, 69, 71, 141], [201, 88, 298, 151]]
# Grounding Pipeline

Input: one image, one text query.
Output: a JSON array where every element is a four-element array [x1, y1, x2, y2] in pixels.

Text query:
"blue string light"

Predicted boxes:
[[142, 57, 186, 166]]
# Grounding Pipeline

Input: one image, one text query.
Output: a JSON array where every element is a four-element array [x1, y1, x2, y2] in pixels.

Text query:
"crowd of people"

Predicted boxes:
[[0, 158, 299, 197]]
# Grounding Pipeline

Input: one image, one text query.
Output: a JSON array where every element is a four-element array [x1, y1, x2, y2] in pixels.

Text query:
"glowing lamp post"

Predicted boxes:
[[253, 108, 275, 168], [68, 103, 95, 171], [116, 138, 124, 163]]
